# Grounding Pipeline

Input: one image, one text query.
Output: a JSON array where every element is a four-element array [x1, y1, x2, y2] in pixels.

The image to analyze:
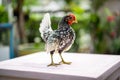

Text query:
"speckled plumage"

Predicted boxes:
[[40, 13, 75, 53], [47, 27, 75, 53], [39, 13, 76, 66]]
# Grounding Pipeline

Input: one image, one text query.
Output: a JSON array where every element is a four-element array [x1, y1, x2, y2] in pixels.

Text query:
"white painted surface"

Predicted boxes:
[[0, 46, 9, 61], [0, 52, 120, 80]]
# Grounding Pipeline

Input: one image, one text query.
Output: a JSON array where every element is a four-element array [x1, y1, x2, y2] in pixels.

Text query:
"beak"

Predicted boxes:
[[73, 19, 78, 23]]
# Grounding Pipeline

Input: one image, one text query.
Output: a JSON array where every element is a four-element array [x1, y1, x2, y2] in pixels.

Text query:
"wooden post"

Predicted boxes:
[[17, 0, 27, 44]]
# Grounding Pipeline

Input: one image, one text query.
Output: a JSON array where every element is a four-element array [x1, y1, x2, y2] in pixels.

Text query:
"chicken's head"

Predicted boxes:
[[65, 14, 77, 25]]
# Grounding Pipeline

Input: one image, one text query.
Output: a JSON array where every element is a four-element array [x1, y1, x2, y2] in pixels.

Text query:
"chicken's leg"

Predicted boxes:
[[59, 53, 71, 65], [47, 51, 60, 67]]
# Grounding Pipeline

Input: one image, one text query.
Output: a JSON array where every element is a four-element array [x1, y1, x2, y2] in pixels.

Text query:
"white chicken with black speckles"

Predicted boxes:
[[39, 13, 77, 66]]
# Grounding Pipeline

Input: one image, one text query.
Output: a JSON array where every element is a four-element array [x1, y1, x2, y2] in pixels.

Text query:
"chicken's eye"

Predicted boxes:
[[69, 16, 72, 19], [65, 16, 73, 22]]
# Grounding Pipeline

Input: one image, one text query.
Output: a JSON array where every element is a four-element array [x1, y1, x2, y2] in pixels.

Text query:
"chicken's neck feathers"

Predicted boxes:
[[58, 18, 70, 30]]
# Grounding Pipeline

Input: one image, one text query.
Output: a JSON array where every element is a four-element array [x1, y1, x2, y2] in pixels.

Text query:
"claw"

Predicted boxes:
[[47, 63, 60, 67], [59, 61, 72, 65], [59, 53, 71, 65]]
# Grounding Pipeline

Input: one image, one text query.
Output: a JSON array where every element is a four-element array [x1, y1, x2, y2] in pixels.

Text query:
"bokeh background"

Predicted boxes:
[[0, 0, 120, 60]]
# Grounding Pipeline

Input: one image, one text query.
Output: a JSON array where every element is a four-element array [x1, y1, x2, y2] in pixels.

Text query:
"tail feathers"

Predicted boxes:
[[39, 13, 53, 41]]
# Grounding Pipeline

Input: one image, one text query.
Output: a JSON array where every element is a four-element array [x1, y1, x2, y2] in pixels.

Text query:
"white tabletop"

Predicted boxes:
[[0, 52, 120, 80]]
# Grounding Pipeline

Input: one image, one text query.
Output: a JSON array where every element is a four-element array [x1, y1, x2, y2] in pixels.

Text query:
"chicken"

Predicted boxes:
[[39, 13, 77, 66]]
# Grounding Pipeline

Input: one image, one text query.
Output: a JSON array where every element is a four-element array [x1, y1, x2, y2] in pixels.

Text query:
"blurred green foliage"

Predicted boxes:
[[0, 6, 8, 23], [91, 0, 108, 11], [0, 6, 9, 46], [1, 0, 120, 55], [24, 0, 120, 54]]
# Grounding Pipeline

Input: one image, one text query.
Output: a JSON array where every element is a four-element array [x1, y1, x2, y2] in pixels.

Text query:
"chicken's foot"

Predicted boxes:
[[59, 53, 71, 65]]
